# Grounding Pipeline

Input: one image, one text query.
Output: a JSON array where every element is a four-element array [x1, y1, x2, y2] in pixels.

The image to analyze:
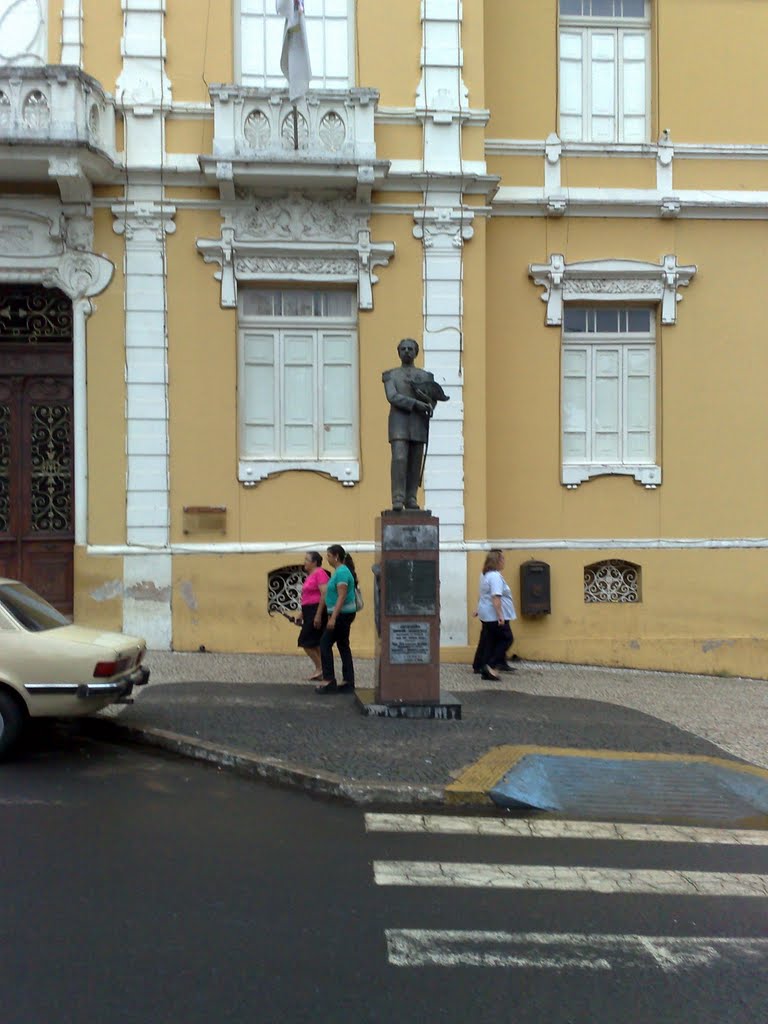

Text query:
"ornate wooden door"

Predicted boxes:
[[0, 286, 74, 615]]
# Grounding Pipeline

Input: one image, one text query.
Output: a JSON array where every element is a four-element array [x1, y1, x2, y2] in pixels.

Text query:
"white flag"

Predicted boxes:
[[276, 0, 312, 103]]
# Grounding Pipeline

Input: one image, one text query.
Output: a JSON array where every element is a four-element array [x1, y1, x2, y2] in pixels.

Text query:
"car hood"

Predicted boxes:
[[52, 625, 146, 651]]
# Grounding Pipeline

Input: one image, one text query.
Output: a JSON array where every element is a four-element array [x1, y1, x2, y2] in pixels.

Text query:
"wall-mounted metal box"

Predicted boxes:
[[520, 559, 551, 616]]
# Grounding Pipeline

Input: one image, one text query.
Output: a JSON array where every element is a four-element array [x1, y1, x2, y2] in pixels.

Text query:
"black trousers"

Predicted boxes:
[[473, 621, 513, 671], [320, 612, 356, 683]]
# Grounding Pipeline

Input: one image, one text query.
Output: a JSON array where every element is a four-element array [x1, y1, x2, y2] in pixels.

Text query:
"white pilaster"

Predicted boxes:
[[60, 0, 84, 67], [114, 0, 174, 649], [415, 0, 473, 646]]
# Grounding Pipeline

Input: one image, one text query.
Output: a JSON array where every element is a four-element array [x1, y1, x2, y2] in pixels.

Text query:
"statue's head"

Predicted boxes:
[[397, 337, 419, 362]]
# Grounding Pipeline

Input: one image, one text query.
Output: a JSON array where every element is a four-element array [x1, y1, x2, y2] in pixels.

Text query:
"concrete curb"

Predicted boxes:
[[84, 718, 451, 810]]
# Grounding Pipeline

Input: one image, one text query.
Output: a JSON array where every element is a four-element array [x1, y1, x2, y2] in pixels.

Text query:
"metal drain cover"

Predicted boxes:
[[489, 753, 768, 826]]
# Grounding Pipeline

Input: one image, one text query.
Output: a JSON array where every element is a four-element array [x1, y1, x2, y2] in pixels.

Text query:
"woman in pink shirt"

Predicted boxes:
[[297, 551, 330, 680]]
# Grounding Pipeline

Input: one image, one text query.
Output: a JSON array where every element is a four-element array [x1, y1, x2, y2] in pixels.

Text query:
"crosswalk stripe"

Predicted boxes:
[[365, 813, 768, 846], [373, 861, 768, 897], [385, 930, 768, 971]]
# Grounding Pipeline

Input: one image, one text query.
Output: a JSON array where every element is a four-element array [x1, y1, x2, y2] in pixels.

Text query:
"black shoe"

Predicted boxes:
[[497, 664, 517, 673], [315, 681, 338, 694], [480, 665, 502, 682], [337, 682, 355, 693]]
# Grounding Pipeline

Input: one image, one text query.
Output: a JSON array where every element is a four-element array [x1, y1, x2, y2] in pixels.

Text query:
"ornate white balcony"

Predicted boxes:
[[0, 66, 117, 199], [201, 86, 389, 200]]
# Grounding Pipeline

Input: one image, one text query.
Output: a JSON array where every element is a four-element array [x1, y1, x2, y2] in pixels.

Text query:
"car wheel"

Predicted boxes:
[[0, 690, 25, 758]]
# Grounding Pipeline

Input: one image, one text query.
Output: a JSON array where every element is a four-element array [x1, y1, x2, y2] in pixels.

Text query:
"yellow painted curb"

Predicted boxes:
[[445, 745, 768, 805]]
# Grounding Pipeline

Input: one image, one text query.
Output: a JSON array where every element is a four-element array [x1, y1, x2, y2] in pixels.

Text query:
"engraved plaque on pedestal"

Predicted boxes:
[[382, 523, 439, 551], [389, 622, 431, 664], [385, 559, 437, 616]]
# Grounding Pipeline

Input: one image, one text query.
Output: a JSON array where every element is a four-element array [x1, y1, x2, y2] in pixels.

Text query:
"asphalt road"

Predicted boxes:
[[1, 726, 766, 1024]]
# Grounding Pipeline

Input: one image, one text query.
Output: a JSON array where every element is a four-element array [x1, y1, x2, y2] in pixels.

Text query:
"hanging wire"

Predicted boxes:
[[201, 0, 213, 151], [455, 0, 465, 379]]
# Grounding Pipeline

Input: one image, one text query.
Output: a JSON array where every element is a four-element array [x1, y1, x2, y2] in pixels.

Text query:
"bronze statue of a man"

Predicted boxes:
[[383, 338, 448, 511]]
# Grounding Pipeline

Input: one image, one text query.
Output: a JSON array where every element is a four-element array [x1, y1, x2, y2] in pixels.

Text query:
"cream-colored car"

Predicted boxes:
[[0, 579, 149, 757]]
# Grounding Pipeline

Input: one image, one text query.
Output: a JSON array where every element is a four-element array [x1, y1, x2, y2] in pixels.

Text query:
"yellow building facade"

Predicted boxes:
[[1, 0, 766, 678]]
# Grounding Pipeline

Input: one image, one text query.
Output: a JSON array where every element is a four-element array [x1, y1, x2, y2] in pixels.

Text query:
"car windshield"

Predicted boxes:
[[0, 583, 70, 632]]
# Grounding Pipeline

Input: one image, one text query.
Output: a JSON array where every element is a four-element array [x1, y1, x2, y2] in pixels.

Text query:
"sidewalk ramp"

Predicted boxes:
[[486, 748, 768, 827]]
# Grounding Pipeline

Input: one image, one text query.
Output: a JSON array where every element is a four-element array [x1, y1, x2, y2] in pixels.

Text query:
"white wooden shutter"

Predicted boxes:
[[281, 331, 317, 458], [620, 31, 647, 142], [624, 344, 654, 461], [593, 346, 621, 460], [590, 32, 617, 143], [320, 330, 355, 458], [562, 347, 589, 462], [242, 330, 278, 457], [559, 31, 584, 142]]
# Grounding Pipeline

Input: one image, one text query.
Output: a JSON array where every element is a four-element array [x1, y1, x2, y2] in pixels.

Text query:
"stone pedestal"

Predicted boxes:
[[374, 510, 441, 704]]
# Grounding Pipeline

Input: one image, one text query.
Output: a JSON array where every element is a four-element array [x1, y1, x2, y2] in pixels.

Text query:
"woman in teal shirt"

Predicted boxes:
[[315, 543, 358, 694]]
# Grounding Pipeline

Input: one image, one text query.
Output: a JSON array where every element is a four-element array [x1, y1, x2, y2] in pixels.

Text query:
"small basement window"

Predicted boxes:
[[584, 559, 641, 603], [267, 564, 305, 623]]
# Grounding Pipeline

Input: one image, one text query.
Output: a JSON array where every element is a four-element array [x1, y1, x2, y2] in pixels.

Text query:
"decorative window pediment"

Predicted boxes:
[[197, 191, 394, 312], [528, 254, 696, 326]]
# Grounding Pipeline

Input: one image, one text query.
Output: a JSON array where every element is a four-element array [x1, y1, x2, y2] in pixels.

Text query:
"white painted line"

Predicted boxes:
[[365, 814, 768, 846], [386, 930, 768, 971], [373, 862, 768, 897], [0, 798, 67, 806]]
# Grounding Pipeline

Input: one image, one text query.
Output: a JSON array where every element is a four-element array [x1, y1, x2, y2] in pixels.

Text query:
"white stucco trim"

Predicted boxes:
[[115, 0, 174, 649], [486, 137, 768, 161], [494, 186, 768, 220], [239, 459, 360, 487], [87, 537, 768, 557], [377, 106, 489, 127]]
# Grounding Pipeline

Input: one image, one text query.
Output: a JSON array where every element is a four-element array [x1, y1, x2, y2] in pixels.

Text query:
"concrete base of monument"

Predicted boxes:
[[354, 688, 462, 720]]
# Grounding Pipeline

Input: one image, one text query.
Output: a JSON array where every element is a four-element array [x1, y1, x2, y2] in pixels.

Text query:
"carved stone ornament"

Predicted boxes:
[[0, 205, 113, 303], [232, 193, 365, 244], [197, 195, 394, 311], [528, 255, 697, 326], [413, 206, 475, 250]]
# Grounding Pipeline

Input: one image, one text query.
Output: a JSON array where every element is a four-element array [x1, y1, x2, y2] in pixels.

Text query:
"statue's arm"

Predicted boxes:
[[384, 374, 429, 414]]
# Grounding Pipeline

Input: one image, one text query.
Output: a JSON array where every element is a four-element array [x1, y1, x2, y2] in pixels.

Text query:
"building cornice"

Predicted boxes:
[[494, 186, 768, 220], [486, 138, 768, 161]]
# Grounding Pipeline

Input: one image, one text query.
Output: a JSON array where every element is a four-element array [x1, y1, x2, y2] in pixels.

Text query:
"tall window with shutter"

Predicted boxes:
[[238, 288, 359, 485], [237, 0, 351, 89], [561, 307, 660, 487], [559, 0, 650, 144]]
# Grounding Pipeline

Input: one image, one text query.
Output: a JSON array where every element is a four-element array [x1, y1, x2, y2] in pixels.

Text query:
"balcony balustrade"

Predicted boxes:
[[0, 66, 117, 197], [201, 86, 388, 199]]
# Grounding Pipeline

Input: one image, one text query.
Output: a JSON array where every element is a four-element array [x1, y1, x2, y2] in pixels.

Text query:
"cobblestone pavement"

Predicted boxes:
[[103, 654, 768, 789]]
